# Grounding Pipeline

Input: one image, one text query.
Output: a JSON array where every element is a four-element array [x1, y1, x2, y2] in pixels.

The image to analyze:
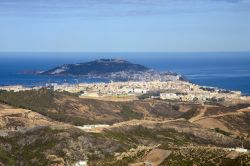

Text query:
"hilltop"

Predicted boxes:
[[42, 59, 149, 75], [41, 59, 183, 81]]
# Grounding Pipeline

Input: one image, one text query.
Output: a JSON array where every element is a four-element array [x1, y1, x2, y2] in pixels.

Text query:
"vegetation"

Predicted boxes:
[[0, 148, 15, 166], [0, 127, 59, 165], [179, 108, 199, 120], [43, 59, 149, 75], [1, 88, 250, 165], [138, 91, 160, 99], [162, 147, 250, 166], [205, 97, 225, 105], [120, 105, 143, 120], [0, 88, 92, 125], [205, 103, 250, 116], [211, 128, 232, 137], [103, 125, 190, 148]]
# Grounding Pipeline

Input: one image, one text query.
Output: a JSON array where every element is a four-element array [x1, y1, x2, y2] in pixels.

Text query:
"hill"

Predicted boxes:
[[0, 89, 201, 125], [42, 59, 149, 76], [41, 59, 183, 81], [1, 89, 250, 165], [0, 104, 249, 165]]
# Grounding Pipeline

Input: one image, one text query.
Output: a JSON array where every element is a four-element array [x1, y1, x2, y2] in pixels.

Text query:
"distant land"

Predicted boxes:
[[41, 59, 183, 82], [42, 59, 149, 75]]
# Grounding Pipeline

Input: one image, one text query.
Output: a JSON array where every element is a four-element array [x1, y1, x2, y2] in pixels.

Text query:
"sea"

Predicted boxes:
[[0, 52, 249, 95]]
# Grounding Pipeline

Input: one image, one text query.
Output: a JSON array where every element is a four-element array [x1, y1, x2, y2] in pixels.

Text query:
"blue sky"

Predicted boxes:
[[0, 0, 250, 52]]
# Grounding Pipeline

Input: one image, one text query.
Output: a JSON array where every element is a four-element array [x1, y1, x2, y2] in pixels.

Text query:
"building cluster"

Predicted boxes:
[[50, 80, 242, 102], [0, 85, 41, 92], [106, 70, 182, 82], [0, 80, 244, 103], [159, 87, 242, 102]]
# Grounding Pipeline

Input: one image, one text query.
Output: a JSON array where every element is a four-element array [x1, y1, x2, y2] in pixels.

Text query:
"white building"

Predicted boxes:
[[235, 147, 248, 153], [75, 161, 88, 166], [227, 147, 248, 153], [76, 125, 110, 131], [160, 93, 179, 100], [133, 88, 147, 94]]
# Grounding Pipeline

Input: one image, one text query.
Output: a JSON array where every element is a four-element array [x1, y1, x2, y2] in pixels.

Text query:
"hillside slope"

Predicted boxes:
[[0, 89, 202, 125], [0, 89, 250, 165]]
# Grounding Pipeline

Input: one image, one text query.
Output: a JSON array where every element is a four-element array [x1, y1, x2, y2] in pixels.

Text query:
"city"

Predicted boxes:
[[0, 80, 247, 104]]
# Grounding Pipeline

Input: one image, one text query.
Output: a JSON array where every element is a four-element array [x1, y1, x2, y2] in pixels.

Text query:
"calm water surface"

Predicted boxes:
[[0, 52, 249, 95]]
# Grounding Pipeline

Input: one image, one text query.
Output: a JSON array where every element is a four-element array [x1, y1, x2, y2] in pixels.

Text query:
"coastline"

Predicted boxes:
[[0, 52, 250, 94], [1, 73, 250, 96]]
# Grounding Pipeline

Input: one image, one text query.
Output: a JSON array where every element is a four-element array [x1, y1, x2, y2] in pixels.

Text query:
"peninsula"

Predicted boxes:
[[41, 59, 183, 82]]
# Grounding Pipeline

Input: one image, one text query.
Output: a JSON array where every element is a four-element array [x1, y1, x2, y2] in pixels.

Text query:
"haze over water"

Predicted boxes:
[[0, 52, 249, 95]]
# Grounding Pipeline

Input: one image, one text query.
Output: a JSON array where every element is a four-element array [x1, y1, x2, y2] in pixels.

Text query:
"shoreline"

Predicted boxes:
[[1, 79, 248, 96]]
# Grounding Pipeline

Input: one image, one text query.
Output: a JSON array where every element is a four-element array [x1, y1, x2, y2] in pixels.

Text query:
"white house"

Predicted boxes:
[[227, 147, 248, 153], [133, 88, 147, 94], [75, 161, 88, 166], [235, 147, 248, 153], [160, 93, 178, 100]]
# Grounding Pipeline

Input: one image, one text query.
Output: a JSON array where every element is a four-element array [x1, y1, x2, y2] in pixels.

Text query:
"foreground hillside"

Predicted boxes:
[[0, 111, 249, 165], [0, 89, 250, 165], [0, 89, 202, 125]]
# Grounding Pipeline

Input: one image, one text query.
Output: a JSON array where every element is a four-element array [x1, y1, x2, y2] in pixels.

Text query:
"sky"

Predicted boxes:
[[0, 0, 250, 52]]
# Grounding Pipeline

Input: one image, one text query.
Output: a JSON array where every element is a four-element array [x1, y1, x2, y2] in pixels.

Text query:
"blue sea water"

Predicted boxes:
[[0, 52, 249, 95]]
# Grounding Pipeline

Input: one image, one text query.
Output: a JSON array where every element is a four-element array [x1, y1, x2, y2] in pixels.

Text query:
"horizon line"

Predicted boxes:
[[0, 51, 250, 53]]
